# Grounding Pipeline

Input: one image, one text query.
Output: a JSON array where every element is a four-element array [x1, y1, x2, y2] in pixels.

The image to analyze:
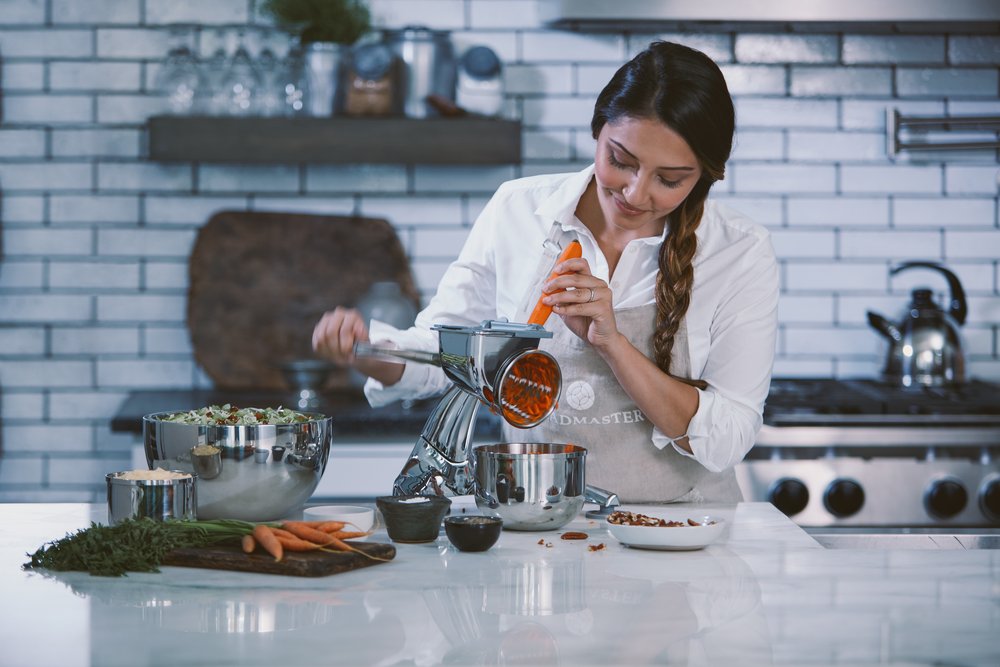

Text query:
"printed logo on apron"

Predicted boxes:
[[564, 380, 595, 411]]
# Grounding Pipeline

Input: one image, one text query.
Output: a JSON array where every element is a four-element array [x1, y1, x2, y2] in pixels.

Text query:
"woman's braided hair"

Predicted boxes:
[[591, 42, 734, 377]]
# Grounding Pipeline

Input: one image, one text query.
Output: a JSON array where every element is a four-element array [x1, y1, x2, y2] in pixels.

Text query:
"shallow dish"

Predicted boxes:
[[303, 505, 375, 539], [606, 515, 725, 551]]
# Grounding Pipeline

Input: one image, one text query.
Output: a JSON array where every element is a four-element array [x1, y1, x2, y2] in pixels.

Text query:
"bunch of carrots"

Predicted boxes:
[[244, 520, 375, 562]]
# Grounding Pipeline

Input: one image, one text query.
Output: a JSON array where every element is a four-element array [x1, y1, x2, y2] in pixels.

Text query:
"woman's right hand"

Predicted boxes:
[[312, 306, 369, 366], [311, 307, 405, 387]]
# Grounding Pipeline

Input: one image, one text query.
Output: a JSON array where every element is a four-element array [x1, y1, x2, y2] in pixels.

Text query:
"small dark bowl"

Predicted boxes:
[[444, 515, 503, 552], [376, 494, 452, 544]]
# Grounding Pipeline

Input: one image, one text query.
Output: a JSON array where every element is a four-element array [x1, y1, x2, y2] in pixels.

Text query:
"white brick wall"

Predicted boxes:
[[0, 0, 998, 501]]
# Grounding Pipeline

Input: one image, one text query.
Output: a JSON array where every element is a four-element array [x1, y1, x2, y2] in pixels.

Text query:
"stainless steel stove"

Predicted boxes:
[[735, 378, 1000, 528]]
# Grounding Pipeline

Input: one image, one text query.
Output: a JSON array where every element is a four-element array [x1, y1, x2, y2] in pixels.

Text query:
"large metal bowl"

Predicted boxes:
[[143, 411, 332, 521], [472, 443, 586, 531]]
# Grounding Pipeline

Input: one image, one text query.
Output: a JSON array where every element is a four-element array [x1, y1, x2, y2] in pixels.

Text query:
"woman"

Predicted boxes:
[[313, 41, 779, 503]]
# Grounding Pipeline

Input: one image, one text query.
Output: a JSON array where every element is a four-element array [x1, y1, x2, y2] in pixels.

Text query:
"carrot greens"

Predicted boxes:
[[23, 518, 258, 577]]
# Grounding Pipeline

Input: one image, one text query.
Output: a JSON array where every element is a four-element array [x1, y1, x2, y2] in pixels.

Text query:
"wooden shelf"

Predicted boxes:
[[147, 115, 522, 165]]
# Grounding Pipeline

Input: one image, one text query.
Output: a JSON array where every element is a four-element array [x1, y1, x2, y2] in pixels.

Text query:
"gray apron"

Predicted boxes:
[[507, 233, 742, 504]]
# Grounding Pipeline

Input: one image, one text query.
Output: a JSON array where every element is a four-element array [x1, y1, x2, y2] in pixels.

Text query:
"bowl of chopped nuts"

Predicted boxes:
[[143, 405, 332, 521], [605, 510, 725, 551]]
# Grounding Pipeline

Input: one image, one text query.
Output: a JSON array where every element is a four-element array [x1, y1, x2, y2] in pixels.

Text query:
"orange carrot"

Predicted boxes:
[[323, 535, 355, 552], [252, 524, 284, 562], [329, 530, 368, 540], [316, 521, 347, 533], [282, 521, 337, 545], [527, 240, 583, 326], [270, 526, 298, 540], [275, 535, 325, 551], [241, 534, 256, 554]]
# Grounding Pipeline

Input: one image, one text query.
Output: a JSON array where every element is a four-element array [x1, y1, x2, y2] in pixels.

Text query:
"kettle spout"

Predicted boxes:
[[866, 311, 902, 343]]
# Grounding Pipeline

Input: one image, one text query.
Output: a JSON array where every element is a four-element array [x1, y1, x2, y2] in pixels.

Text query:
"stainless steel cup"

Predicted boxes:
[[190, 446, 222, 479], [106, 472, 197, 525], [473, 443, 586, 531]]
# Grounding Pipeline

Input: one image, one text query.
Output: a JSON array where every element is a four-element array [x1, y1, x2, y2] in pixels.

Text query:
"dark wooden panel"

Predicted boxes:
[[163, 540, 396, 577], [147, 115, 522, 164], [186, 210, 420, 391]]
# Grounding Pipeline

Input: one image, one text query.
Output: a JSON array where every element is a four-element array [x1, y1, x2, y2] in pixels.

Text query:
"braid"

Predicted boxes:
[[654, 195, 704, 376]]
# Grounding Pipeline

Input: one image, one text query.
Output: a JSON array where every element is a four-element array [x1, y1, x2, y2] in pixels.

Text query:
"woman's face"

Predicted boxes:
[[592, 116, 703, 236]]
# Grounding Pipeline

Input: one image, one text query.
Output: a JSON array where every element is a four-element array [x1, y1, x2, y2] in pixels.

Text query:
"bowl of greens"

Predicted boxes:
[[143, 404, 332, 521]]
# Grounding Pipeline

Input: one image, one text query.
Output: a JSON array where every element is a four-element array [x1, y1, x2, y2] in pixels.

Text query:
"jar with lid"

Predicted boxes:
[[456, 45, 503, 117], [384, 26, 457, 118], [344, 42, 397, 116]]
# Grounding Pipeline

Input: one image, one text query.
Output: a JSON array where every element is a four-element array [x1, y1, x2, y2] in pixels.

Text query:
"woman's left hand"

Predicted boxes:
[[542, 257, 621, 349]]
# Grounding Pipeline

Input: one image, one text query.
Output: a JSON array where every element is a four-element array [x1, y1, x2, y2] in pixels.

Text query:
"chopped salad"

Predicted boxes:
[[159, 404, 313, 426]]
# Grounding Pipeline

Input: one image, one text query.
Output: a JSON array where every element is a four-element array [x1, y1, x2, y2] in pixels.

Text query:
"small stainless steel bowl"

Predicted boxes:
[[473, 443, 587, 531], [106, 471, 197, 525]]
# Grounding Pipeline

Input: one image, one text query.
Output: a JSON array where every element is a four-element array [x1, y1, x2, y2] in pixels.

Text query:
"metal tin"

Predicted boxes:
[[106, 471, 197, 525], [383, 25, 456, 118]]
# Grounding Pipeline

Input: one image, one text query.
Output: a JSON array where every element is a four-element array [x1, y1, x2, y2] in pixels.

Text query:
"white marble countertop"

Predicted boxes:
[[2, 501, 997, 667]]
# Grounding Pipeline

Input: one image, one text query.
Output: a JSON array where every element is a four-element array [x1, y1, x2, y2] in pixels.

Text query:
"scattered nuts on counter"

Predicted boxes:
[[561, 531, 588, 540]]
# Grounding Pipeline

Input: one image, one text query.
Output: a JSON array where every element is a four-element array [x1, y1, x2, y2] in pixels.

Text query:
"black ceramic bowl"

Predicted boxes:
[[444, 515, 503, 552], [375, 494, 452, 544]]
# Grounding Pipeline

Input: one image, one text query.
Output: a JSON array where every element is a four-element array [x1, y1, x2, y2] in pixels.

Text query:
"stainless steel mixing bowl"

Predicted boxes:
[[472, 443, 586, 531], [143, 412, 332, 521]]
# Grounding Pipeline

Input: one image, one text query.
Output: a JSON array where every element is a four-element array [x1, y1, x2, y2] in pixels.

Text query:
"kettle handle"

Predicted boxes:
[[890, 261, 967, 325]]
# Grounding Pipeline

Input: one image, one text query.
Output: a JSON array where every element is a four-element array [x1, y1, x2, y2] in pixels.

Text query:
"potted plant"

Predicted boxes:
[[263, 0, 372, 117]]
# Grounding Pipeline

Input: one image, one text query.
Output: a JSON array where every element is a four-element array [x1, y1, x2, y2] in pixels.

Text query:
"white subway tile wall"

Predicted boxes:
[[0, 0, 998, 501]]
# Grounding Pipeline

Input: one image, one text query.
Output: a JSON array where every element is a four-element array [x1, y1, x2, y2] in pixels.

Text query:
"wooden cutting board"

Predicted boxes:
[[187, 210, 420, 391], [163, 540, 396, 577]]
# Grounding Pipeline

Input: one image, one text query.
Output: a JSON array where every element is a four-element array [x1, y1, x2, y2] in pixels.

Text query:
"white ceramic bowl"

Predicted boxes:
[[606, 514, 725, 551], [302, 505, 376, 535]]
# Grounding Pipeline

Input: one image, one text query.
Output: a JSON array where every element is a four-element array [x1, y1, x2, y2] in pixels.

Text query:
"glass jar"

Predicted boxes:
[[343, 42, 397, 116]]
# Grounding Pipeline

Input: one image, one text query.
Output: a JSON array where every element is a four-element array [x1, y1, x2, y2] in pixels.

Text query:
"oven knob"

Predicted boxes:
[[980, 477, 1000, 521], [768, 478, 809, 516], [823, 479, 864, 518], [924, 477, 967, 519]]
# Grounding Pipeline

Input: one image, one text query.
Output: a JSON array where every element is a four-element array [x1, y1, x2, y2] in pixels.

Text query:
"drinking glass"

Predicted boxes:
[[155, 25, 201, 114], [197, 27, 231, 115], [222, 28, 262, 115]]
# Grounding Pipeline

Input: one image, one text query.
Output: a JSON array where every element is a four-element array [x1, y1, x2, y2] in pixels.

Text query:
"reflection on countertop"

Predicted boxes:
[[110, 388, 503, 440], [6, 502, 1000, 667]]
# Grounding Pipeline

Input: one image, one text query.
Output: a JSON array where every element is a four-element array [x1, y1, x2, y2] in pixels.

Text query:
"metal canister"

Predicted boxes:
[[106, 471, 197, 525], [383, 26, 456, 118]]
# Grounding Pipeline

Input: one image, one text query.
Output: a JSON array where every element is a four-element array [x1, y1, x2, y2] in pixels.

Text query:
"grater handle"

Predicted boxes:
[[353, 341, 442, 367]]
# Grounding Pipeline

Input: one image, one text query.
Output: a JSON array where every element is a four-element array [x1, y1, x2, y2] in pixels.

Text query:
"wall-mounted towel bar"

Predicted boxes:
[[887, 109, 1000, 155]]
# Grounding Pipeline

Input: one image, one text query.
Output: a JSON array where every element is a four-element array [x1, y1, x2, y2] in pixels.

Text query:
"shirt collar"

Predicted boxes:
[[534, 164, 595, 235]]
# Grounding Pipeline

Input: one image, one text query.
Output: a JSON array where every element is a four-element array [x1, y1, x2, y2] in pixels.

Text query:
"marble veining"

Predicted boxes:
[[1, 502, 998, 667]]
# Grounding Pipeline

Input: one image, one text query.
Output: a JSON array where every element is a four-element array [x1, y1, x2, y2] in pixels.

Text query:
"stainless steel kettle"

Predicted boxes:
[[866, 261, 968, 387]]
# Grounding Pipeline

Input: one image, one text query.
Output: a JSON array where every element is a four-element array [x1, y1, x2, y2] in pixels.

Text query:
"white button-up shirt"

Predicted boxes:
[[366, 165, 779, 473]]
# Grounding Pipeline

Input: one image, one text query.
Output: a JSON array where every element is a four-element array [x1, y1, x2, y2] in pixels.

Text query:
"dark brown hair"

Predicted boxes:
[[592, 41, 734, 380]]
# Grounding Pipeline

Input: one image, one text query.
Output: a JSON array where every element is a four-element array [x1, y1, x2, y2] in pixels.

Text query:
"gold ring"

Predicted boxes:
[[588, 288, 596, 303]]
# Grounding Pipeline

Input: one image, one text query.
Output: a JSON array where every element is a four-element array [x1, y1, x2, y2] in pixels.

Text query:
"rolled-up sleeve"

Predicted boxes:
[[652, 230, 779, 472]]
